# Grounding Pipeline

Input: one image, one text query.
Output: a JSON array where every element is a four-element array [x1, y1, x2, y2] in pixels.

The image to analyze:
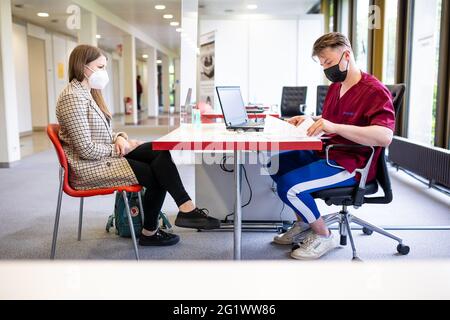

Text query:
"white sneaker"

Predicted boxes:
[[273, 221, 311, 245], [290, 232, 338, 260]]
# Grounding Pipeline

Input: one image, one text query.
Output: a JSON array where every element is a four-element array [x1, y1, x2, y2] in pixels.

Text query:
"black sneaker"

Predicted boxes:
[[138, 229, 180, 246], [175, 208, 221, 230]]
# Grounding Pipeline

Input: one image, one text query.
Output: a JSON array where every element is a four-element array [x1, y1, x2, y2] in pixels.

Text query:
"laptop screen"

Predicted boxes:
[[216, 86, 248, 126], [184, 88, 192, 107]]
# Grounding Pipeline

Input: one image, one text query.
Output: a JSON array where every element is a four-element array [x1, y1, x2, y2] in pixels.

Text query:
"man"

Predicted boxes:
[[270, 32, 395, 260]]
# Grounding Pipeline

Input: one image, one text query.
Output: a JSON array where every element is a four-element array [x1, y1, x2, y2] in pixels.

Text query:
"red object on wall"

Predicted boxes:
[[124, 97, 133, 114]]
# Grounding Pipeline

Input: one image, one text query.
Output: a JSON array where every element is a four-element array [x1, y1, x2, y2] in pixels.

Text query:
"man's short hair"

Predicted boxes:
[[312, 32, 352, 57]]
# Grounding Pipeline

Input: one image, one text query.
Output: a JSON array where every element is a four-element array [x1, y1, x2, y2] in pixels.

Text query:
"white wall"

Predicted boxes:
[[199, 19, 248, 108], [181, 0, 199, 104], [28, 36, 49, 129], [112, 57, 122, 115], [199, 15, 325, 112], [141, 61, 149, 110], [297, 17, 326, 114], [26, 23, 57, 124], [48, 34, 78, 124], [0, 0, 21, 164], [12, 23, 32, 134], [248, 20, 298, 105], [52, 35, 76, 106], [103, 51, 115, 115], [174, 58, 180, 111], [114, 51, 126, 115], [12, 22, 85, 130]]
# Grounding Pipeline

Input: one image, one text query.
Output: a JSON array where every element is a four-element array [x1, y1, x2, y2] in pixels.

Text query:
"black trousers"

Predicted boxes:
[[137, 93, 142, 110], [125, 143, 191, 231]]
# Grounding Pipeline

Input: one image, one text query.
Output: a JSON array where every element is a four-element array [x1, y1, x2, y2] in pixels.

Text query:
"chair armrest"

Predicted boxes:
[[299, 104, 307, 114], [325, 144, 375, 208]]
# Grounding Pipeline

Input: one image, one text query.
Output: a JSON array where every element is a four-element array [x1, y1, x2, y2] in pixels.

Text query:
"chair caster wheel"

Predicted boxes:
[[397, 244, 410, 255], [340, 235, 347, 246], [292, 244, 300, 251], [362, 227, 373, 235], [277, 227, 288, 234]]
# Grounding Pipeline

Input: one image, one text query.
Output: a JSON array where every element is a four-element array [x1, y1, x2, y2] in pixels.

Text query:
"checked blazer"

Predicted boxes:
[[56, 79, 138, 190]]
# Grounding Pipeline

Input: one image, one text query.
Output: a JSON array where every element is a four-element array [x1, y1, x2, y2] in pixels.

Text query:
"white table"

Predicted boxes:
[[153, 123, 322, 260]]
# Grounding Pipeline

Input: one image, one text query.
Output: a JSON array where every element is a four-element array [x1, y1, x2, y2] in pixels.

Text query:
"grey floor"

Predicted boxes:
[[3, 127, 450, 261]]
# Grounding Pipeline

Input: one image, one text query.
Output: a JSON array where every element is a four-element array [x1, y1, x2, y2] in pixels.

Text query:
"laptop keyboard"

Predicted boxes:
[[246, 121, 264, 126]]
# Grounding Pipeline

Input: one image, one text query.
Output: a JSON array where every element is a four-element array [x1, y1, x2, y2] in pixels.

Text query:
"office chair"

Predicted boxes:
[[292, 83, 409, 260], [386, 84, 406, 113], [316, 85, 329, 116], [280, 86, 308, 117], [47, 124, 142, 260]]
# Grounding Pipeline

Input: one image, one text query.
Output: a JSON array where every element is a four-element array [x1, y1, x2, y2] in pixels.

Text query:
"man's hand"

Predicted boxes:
[[306, 118, 338, 136], [115, 136, 131, 157], [287, 116, 306, 126]]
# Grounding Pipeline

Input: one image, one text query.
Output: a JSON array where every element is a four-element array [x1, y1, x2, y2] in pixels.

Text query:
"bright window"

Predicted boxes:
[[407, 0, 442, 146], [339, 0, 350, 38], [329, 0, 335, 32], [354, 0, 370, 71], [382, 0, 398, 85]]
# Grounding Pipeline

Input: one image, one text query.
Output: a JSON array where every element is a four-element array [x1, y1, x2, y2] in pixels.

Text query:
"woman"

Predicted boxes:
[[56, 45, 219, 247]]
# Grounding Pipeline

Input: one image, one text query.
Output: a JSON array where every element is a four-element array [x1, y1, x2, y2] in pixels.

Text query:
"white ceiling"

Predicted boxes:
[[199, 0, 320, 17], [11, 0, 76, 38], [94, 0, 181, 52], [10, 0, 319, 59], [11, 0, 180, 57]]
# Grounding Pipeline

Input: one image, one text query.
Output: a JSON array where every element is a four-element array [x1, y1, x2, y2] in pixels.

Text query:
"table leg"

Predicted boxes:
[[234, 149, 242, 260]]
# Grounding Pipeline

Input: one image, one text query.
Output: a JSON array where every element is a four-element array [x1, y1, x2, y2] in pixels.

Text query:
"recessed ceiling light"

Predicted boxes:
[[156, 59, 162, 64], [170, 21, 179, 26], [142, 54, 149, 59], [175, 28, 183, 33], [247, 4, 258, 10], [37, 12, 49, 17], [163, 14, 173, 19], [96, 34, 101, 39], [155, 5, 166, 10]]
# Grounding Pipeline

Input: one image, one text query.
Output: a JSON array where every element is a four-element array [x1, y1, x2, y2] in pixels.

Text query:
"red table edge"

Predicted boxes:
[[201, 113, 280, 119], [152, 140, 322, 151]]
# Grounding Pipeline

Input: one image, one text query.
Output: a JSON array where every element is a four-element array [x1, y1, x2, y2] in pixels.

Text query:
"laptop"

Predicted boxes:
[[216, 86, 264, 131], [184, 88, 192, 108]]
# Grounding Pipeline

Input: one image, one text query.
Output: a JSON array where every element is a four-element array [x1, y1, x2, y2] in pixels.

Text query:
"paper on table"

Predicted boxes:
[[263, 115, 323, 138]]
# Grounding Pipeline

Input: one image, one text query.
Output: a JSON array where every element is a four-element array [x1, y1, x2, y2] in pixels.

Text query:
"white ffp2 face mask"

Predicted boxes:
[[85, 65, 109, 90]]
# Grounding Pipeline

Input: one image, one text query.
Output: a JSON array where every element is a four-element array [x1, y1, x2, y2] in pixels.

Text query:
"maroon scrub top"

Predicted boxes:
[[317, 72, 395, 182]]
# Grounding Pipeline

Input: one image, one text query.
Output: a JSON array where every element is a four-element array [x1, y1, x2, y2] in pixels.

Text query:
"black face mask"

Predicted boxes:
[[324, 52, 349, 83]]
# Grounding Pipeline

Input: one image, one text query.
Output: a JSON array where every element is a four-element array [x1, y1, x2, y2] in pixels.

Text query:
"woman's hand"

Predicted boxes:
[[115, 136, 131, 157], [287, 116, 306, 126], [128, 139, 144, 152]]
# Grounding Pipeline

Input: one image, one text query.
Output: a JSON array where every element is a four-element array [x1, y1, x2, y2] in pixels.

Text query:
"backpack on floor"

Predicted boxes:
[[106, 190, 144, 238], [106, 189, 173, 238]]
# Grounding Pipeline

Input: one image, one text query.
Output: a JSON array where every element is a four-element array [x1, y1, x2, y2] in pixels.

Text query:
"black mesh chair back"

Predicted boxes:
[[316, 85, 329, 116], [386, 84, 406, 114], [280, 86, 307, 117]]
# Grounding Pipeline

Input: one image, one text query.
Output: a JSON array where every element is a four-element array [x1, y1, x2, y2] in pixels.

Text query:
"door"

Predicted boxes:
[[27, 36, 48, 129]]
